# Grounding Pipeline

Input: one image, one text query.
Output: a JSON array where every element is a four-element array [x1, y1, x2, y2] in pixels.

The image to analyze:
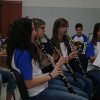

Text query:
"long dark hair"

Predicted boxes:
[[6, 18, 40, 67], [51, 18, 71, 54], [92, 23, 100, 45]]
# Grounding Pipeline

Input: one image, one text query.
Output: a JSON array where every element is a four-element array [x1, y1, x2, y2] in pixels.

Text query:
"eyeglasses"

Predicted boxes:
[[36, 27, 45, 30], [59, 25, 69, 28]]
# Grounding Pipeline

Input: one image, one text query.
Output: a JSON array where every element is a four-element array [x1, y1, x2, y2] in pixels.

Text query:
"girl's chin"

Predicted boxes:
[[41, 35, 44, 38]]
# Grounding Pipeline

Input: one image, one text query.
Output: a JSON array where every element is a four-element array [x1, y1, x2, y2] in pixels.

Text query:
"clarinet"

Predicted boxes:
[[64, 32, 85, 74], [34, 39, 76, 94], [44, 34, 78, 81]]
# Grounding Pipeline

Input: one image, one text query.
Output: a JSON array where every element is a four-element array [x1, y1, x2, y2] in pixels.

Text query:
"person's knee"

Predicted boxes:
[[7, 83, 16, 94], [0, 74, 2, 86], [79, 79, 86, 87], [84, 77, 93, 88], [0, 73, 2, 81], [7, 75, 16, 94], [0, 74, 2, 95]]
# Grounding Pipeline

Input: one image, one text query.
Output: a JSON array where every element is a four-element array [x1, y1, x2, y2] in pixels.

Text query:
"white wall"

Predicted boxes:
[[22, 0, 100, 38], [3, 0, 22, 1], [23, 0, 100, 8]]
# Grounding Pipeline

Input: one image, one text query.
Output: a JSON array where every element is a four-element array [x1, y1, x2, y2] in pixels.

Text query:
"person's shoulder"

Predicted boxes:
[[88, 41, 93, 45], [14, 48, 31, 59], [82, 34, 87, 37], [82, 34, 88, 42], [87, 41, 93, 48], [72, 34, 76, 39]]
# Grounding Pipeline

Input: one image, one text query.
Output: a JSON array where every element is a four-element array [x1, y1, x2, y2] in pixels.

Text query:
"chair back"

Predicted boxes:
[[11, 68, 29, 100]]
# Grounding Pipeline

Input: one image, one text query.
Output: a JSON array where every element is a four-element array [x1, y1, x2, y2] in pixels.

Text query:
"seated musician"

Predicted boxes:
[[72, 23, 88, 43], [6, 18, 88, 100], [86, 23, 100, 99], [0, 37, 16, 100], [72, 23, 88, 55], [33, 19, 91, 99]]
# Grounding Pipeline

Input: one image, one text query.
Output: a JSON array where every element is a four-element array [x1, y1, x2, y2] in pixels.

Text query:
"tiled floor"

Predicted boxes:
[[1, 84, 20, 100]]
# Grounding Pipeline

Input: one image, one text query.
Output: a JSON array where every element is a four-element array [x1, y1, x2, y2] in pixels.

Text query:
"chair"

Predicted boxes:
[[11, 68, 29, 100], [2, 83, 16, 100], [0, 69, 16, 100]]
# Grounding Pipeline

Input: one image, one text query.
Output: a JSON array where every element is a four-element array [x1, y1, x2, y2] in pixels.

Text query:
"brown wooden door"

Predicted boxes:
[[0, 1, 22, 37]]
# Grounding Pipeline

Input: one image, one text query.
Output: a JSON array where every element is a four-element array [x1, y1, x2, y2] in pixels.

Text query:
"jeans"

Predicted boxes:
[[76, 72, 93, 100], [87, 69, 100, 84], [48, 84, 88, 98], [29, 87, 88, 100], [64, 71, 86, 90], [49, 77, 81, 91], [0, 68, 16, 94], [0, 74, 2, 96], [49, 71, 92, 100], [87, 69, 100, 95], [48, 77, 88, 97]]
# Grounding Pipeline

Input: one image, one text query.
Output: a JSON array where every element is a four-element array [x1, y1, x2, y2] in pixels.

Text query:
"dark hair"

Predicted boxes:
[[6, 18, 40, 67], [75, 23, 83, 30], [51, 18, 71, 54], [92, 23, 100, 45], [32, 18, 45, 28]]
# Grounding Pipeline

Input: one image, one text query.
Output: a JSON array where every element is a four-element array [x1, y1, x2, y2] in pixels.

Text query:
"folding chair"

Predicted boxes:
[[11, 68, 29, 100]]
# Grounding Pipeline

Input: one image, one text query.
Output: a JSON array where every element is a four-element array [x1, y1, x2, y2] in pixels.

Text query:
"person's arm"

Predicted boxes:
[[67, 45, 77, 61], [25, 74, 51, 89], [68, 51, 77, 61], [16, 51, 65, 89], [89, 56, 96, 63], [42, 55, 53, 68], [86, 42, 95, 63], [25, 56, 66, 89]]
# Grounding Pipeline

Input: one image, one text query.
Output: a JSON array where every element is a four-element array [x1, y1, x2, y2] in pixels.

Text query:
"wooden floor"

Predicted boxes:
[[1, 84, 20, 100]]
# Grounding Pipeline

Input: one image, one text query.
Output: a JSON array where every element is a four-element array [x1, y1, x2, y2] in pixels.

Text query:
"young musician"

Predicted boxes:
[[0, 36, 16, 100], [32, 18, 92, 99], [32, 18, 89, 98], [6, 18, 88, 100], [48, 18, 92, 100], [72, 23, 88, 43], [0, 68, 16, 100], [72, 23, 88, 55], [86, 23, 100, 99]]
